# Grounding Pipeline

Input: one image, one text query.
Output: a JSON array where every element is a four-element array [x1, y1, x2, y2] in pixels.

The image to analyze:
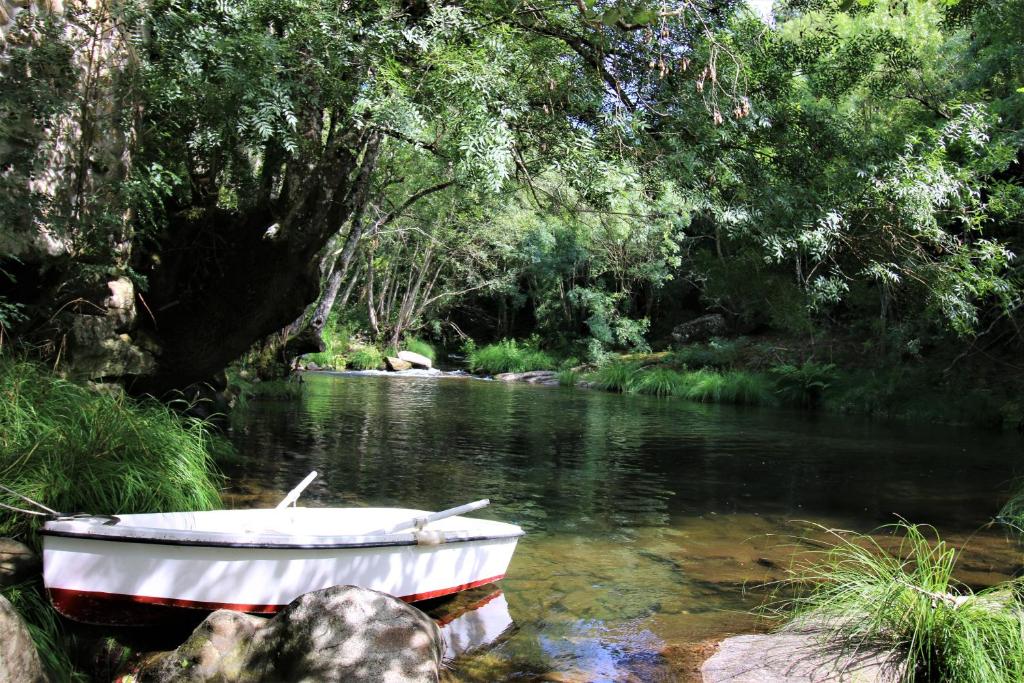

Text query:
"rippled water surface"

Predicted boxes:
[[225, 372, 1024, 681]]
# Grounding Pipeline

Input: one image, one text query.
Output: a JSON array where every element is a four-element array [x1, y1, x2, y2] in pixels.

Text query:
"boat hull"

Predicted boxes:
[[42, 509, 521, 625]]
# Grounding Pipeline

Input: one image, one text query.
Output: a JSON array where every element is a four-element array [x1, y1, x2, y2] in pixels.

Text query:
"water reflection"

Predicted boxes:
[[226, 372, 1023, 680]]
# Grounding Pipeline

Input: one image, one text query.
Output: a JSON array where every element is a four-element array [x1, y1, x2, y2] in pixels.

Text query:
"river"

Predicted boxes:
[[224, 371, 1023, 681]]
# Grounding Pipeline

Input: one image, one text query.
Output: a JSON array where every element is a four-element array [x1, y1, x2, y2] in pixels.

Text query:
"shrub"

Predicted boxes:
[[772, 362, 837, 408], [348, 346, 384, 370], [467, 340, 556, 375], [775, 522, 1024, 683], [588, 362, 641, 393]]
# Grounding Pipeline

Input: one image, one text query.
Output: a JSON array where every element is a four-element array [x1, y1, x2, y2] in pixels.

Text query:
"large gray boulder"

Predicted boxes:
[[701, 632, 905, 683], [671, 313, 727, 344], [138, 585, 443, 682], [0, 594, 49, 683], [0, 538, 40, 588]]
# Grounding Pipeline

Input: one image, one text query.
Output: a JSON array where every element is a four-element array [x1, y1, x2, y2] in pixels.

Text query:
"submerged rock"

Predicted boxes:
[[494, 371, 559, 386], [0, 594, 49, 683], [137, 585, 443, 682], [701, 632, 905, 683], [386, 356, 413, 372], [0, 538, 40, 587]]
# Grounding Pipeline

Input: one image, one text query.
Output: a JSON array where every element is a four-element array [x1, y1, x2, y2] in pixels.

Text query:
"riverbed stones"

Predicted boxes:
[[0, 594, 49, 683], [137, 585, 443, 682], [701, 632, 905, 683], [0, 538, 40, 587], [386, 356, 413, 371], [398, 350, 432, 369]]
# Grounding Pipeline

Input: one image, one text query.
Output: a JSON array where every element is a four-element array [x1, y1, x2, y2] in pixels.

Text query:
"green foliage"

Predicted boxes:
[[775, 522, 1024, 682], [402, 337, 437, 362], [348, 346, 384, 370], [772, 362, 837, 408], [0, 356, 223, 545], [672, 339, 744, 370], [1, 580, 85, 682], [557, 368, 579, 387], [632, 367, 688, 397], [588, 362, 641, 393], [466, 339, 557, 375]]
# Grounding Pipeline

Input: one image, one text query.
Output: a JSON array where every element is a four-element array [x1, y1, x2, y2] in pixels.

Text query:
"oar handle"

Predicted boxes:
[[276, 470, 318, 509], [372, 499, 490, 535]]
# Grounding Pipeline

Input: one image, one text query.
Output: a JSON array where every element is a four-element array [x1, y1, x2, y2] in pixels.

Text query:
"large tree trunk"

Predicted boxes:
[[132, 130, 383, 394]]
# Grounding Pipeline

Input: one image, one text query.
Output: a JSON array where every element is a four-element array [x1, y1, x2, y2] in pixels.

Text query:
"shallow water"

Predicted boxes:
[[225, 372, 1024, 681]]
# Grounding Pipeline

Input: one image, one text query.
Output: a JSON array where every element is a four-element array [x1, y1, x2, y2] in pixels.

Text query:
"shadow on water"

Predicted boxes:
[[225, 372, 1024, 681]]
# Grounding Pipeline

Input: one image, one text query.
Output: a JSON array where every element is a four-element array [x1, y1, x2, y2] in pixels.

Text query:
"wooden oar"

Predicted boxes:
[[275, 471, 318, 509], [365, 499, 490, 536]]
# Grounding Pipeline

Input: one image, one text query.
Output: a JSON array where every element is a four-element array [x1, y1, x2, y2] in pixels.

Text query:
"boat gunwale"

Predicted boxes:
[[40, 527, 523, 550]]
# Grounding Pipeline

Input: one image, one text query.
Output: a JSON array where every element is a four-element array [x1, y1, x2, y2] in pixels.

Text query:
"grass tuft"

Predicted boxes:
[[467, 340, 556, 375], [773, 522, 1024, 682], [348, 346, 384, 370], [633, 367, 686, 397], [0, 355, 223, 545], [588, 362, 641, 393]]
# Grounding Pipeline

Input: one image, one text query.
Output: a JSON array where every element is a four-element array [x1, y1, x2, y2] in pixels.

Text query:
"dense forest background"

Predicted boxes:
[[1, 0, 1021, 422]]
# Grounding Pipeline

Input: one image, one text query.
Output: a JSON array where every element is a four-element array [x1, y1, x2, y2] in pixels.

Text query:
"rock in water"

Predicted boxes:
[[0, 539, 40, 588], [397, 351, 432, 369], [386, 357, 413, 372], [671, 313, 727, 344], [701, 632, 905, 683], [137, 585, 443, 682], [494, 371, 559, 386], [0, 594, 49, 683], [261, 585, 442, 681]]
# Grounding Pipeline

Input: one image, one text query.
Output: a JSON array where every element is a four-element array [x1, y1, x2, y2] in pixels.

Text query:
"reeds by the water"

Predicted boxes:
[[773, 523, 1024, 682], [0, 356, 223, 544], [467, 340, 556, 375]]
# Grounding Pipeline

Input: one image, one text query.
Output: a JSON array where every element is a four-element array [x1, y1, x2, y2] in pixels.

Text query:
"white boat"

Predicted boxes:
[[40, 474, 523, 625]]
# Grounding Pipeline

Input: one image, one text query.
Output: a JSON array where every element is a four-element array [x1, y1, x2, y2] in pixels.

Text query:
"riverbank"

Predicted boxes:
[[459, 335, 1024, 431]]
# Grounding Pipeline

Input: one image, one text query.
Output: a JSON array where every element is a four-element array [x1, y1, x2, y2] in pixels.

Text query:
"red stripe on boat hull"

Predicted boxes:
[[48, 575, 506, 625]]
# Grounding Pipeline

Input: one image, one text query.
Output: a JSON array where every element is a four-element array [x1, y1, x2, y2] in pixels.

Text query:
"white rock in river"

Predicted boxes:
[[398, 351, 432, 369]]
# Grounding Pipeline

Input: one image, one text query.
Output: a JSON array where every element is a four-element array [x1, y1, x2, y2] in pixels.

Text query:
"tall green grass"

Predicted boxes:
[[466, 340, 557, 375], [301, 314, 351, 368], [589, 362, 641, 392], [775, 523, 1024, 682], [402, 336, 437, 362], [348, 346, 383, 370], [632, 367, 684, 397], [0, 356, 223, 545]]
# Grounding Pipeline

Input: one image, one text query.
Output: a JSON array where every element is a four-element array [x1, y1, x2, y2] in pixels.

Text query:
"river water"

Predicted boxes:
[[224, 371, 1024, 681]]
